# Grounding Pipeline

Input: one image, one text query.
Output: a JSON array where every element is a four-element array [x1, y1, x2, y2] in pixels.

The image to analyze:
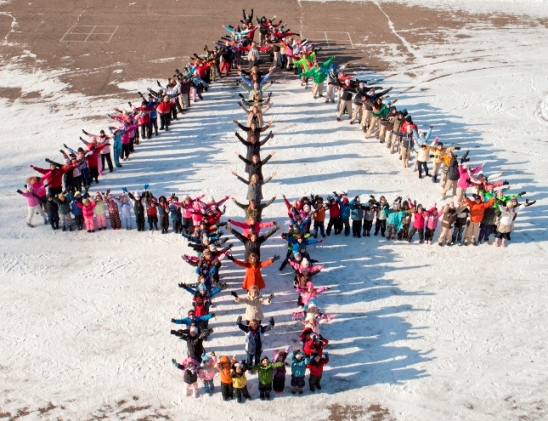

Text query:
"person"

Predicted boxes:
[[44, 194, 59, 230], [290, 349, 307, 395], [227, 223, 279, 260], [424, 205, 443, 244], [437, 202, 457, 246], [198, 352, 217, 396], [463, 193, 495, 246], [325, 195, 342, 236], [349, 196, 365, 238], [231, 285, 274, 324], [226, 252, 279, 291], [216, 355, 234, 401], [272, 346, 290, 394], [236, 316, 275, 367], [75, 197, 97, 233], [171, 324, 213, 363], [171, 356, 199, 398], [232, 171, 276, 203], [53, 192, 73, 231], [231, 361, 252, 403], [93, 192, 108, 231], [306, 352, 329, 392], [251, 356, 284, 400]]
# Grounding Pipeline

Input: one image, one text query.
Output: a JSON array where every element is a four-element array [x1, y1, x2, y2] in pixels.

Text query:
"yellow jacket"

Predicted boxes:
[[231, 372, 247, 388]]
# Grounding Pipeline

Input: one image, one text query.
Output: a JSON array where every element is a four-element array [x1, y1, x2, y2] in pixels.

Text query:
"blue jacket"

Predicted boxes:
[[238, 322, 271, 355], [290, 353, 307, 377], [336, 197, 351, 219], [349, 199, 364, 221], [384, 206, 406, 230], [173, 314, 213, 325]]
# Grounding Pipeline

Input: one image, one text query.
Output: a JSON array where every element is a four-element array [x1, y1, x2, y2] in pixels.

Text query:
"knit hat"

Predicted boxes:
[[294, 350, 303, 359], [307, 299, 318, 309], [134, 191, 141, 199], [82, 198, 90, 206], [187, 309, 195, 316], [293, 252, 302, 260], [74, 191, 82, 197], [261, 356, 269, 363], [190, 325, 199, 334], [368, 89, 375, 96]]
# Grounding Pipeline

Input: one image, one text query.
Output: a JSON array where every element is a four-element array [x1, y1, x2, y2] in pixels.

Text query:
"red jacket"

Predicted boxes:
[[32, 165, 72, 188], [303, 337, 328, 357], [86, 143, 108, 168], [306, 357, 329, 376], [328, 201, 340, 218], [157, 101, 171, 114]]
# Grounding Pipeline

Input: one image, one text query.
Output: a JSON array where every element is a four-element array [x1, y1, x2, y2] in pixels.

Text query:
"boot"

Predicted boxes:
[[260, 391, 265, 400], [501, 238, 507, 247], [432, 175, 438, 183], [493, 238, 500, 247], [291, 387, 297, 394]]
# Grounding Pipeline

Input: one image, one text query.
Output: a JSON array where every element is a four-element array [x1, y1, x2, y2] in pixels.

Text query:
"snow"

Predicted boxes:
[[1, 3, 548, 421]]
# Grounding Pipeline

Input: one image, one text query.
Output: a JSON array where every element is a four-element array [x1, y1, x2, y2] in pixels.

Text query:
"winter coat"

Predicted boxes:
[[465, 197, 495, 223], [179, 330, 210, 360], [290, 353, 307, 377], [198, 357, 217, 381], [94, 199, 106, 215], [481, 206, 497, 225], [306, 355, 329, 376], [236, 175, 272, 203], [497, 206, 520, 233], [235, 293, 271, 321], [454, 206, 469, 228], [231, 370, 248, 388], [327, 200, 341, 218], [349, 200, 364, 221], [335, 197, 350, 219], [253, 362, 283, 385], [231, 226, 278, 260], [441, 208, 457, 229], [233, 258, 275, 290], [384, 207, 407, 230], [53, 195, 72, 215], [425, 209, 443, 230], [19, 191, 40, 207], [447, 156, 460, 181], [216, 358, 233, 384], [411, 209, 426, 230], [76, 200, 97, 219], [238, 322, 272, 354]]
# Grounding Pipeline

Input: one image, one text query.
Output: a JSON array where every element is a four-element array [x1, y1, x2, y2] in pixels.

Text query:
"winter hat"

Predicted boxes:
[[342, 197, 349, 204], [187, 309, 195, 316], [190, 325, 199, 334], [368, 89, 375, 96], [201, 353, 211, 364], [82, 199, 90, 206], [261, 356, 269, 363], [303, 204, 310, 212], [220, 355, 230, 364], [301, 258, 310, 268], [74, 191, 82, 197], [234, 362, 244, 369], [306, 299, 318, 310], [134, 191, 141, 199], [293, 252, 302, 260]]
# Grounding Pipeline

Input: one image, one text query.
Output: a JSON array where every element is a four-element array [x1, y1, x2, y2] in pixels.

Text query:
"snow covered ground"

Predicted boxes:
[[1, 1, 548, 420]]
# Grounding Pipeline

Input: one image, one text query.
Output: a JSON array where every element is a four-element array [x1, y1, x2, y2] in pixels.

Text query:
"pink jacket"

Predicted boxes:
[[288, 260, 324, 276], [30, 180, 47, 198], [426, 209, 444, 230], [20, 191, 40, 207], [457, 165, 483, 189], [297, 282, 327, 305], [76, 201, 97, 219], [198, 356, 217, 381]]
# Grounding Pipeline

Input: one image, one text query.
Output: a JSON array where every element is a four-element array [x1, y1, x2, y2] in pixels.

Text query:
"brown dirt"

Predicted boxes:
[[0, 0, 534, 101]]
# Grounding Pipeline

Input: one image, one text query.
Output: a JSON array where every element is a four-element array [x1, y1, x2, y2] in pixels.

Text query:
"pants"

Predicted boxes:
[[185, 382, 198, 397], [101, 153, 113, 172], [386, 223, 397, 239], [113, 147, 122, 166], [442, 179, 458, 196], [170, 104, 178, 120], [121, 143, 131, 159], [398, 222, 410, 241], [363, 219, 373, 235], [81, 167, 91, 187], [352, 220, 362, 236], [151, 115, 159, 133], [173, 219, 182, 234], [312, 82, 323, 97], [160, 215, 169, 233], [401, 148, 411, 168], [136, 214, 145, 231], [438, 226, 452, 244], [495, 231, 510, 240], [365, 116, 381, 138], [26, 205, 46, 225], [235, 386, 251, 401], [360, 108, 372, 129], [148, 214, 158, 230], [478, 223, 493, 243], [375, 219, 386, 236], [221, 382, 233, 400], [202, 379, 214, 394], [89, 166, 99, 183], [313, 220, 325, 237], [337, 100, 352, 119], [452, 225, 465, 244], [341, 217, 350, 235], [325, 84, 335, 101], [140, 123, 152, 140], [121, 214, 131, 229], [48, 212, 59, 229], [74, 215, 84, 229], [432, 161, 442, 178], [291, 375, 305, 388], [83, 216, 94, 231], [273, 376, 285, 393], [95, 213, 107, 229], [350, 104, 363, 122], [179, 93, 188, 112], [159, 112, 171, 130], [60, 213, 72, 230], [259, 382, 272, 393], [309, 374, 322, 391], [464, 221, 480, 242], [326, 216, 341, 235], [246, 352, 261, 367], [425, 227, 436, 242], [418, 161, 429, 178], [408, 227, 424, 242]]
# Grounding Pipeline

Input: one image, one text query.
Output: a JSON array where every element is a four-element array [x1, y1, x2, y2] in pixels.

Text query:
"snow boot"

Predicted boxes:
[[493, 238, 500, 247]]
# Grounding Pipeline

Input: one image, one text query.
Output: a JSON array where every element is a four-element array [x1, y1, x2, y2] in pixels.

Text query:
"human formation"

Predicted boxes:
[[17, 8, 538, 403]]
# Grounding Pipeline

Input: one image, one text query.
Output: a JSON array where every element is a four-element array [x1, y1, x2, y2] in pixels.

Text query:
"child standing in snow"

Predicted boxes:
[[17, 186, 47, 228], [93, 192, 108, 230], [198, 352, 217, 396], [231, 361, 252, 403], [237, 316, 275, 367], [251, 356, 285, 400], [53, 192, 73, 231], [306, 352, 329, 392], [290, 349, 307, 395], [424, 205, 443, 244], [216, 355, 234, 401], [75, 197, 97, 233], [171, 356, 200, 398], [272, 346, 290, 394]]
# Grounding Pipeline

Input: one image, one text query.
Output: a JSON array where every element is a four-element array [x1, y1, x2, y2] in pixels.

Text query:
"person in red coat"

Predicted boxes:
[[306, 352, 329, 392], [157, 96, 172, 131]]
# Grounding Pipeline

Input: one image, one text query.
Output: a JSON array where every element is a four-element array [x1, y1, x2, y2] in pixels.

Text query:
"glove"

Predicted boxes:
[[178, 283, 187, 288], [454, 146, 461, 150], [268, 293, 274, 302], [519, 191, 526, 196], [503, 181, 510, 185], [237, 315, 242, 324], [272, 255, 280, 262], [231, 291, 238, 298], [171, 358, 177, 366], [210, 313, 216, 318], [82, 129, 87, 135], [323, 352, 329, 358], [170, 318, 176, 323], [226, 254, 235, 262], [269, 316, 275, 327], [144, 183, 149, 190], [122, 187, 127, 193]]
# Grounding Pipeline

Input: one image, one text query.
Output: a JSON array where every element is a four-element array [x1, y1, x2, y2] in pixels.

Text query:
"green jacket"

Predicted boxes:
[[252, 362, 283, 385], [301, 56, 335, 84]]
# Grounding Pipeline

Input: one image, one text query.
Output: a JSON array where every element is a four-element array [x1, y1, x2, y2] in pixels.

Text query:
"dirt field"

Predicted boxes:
[[0, 0, 530, 99]]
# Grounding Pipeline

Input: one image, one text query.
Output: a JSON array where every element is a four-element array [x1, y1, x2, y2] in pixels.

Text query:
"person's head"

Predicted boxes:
[[474, 194, 482, 203], [188, 309, 195, 318], [251, 155, 260, 164], [234, 362, 244, 373], [417, 204, 424, 212], [249, 285, 259, 298], [313, 354, 321, 363], [249, 232, 258, 243], [248, 199, 257, 210], [261, 356, 269, 366], [248, 253, 259, 264], [99, 129, 106, 137], [301, 258, 310, 268], [293, 252, 302, 261], [380, 196, 387, 205], [189, 325, 199, 337], [163, 95, 169, 103], [250, 174, 258, 184], [249, 319, 259, 330], [437, 142, 443, 150], [248, 133, 257, 144]]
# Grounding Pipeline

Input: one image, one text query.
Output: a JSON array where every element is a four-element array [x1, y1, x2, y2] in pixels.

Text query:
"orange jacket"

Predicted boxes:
[[313, 206, 326, 222], [233, 258, 274, 290], [465, 197, 495, 223], [216, 358, 232, 384]]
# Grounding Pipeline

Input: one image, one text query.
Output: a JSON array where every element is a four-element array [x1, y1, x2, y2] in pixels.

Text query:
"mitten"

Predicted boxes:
[[237, 315, 242, 324], [231, 291, 238, 299], [170, 318, 176, 323], [269, 316, 275, 327]]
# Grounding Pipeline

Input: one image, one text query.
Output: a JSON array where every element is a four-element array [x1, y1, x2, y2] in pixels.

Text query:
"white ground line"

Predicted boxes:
[[84, 26, 97, 42]]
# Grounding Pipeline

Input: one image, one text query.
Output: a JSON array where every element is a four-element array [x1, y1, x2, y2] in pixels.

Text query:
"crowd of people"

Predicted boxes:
[[16, 8, 537, 403]]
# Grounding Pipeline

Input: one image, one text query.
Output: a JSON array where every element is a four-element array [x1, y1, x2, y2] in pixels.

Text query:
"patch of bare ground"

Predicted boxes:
[[0, 87, 22, 102], [326, 403, 394, 421], [37, 402, 57, 414]]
